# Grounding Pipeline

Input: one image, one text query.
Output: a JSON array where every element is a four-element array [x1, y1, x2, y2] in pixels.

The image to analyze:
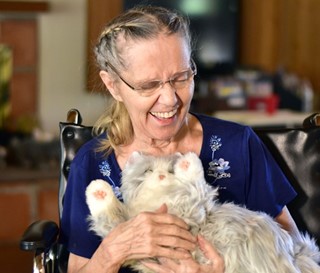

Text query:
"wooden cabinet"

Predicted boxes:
[[240, 0, 320, 99]]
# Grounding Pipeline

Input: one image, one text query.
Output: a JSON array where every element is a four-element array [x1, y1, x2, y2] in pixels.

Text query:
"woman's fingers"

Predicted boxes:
[[197, 234, 219, 259], [139, 234, 225, 273], [155, 223, 197, 246], [154, 203, 168, 213], [133, 207, 196, 245], [102, 206, 197, 262], [127, 212, 197, 254], [148, 206, 191, 230], [198, 235, 225, 272]]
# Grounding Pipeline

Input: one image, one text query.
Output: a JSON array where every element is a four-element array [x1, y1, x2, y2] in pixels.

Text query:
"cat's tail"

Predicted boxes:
[[294, 233, 320, 273]]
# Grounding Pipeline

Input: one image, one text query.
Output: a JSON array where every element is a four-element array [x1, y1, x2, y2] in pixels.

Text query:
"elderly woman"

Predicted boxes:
[[60, 5, 299, 273]]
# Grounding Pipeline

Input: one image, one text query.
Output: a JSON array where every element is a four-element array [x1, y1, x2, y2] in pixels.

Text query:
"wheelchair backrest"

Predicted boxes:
[[59, 109, 93, 219]]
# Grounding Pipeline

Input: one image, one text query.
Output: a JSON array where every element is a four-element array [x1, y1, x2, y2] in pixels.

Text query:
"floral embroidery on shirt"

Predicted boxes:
[[209, 135, 222, 160], [99, 161, 122, 198], [207, 135, 231, 180]]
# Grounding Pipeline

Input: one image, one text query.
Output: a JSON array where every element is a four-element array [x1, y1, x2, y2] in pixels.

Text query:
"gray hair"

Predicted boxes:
[[93, 6, 192, 154], [94, 5, 192, 72]]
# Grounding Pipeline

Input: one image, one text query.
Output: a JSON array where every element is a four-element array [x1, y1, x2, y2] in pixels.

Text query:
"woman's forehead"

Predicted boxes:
[[123, 34, 191, 68]]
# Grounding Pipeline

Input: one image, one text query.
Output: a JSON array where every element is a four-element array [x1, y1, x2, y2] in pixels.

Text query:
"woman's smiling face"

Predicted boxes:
[[106, 33, 194, 144]]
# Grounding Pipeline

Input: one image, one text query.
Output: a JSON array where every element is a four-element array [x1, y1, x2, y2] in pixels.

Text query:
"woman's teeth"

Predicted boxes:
[[150, 109, 177, 119]]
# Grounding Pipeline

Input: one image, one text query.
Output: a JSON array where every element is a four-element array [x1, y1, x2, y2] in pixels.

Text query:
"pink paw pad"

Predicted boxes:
[[179, 160, 190, 170], [93, 190, 107, 200]]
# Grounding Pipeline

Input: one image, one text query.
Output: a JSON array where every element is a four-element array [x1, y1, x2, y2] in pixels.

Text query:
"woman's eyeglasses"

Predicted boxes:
[[105, 59, 197, 96]]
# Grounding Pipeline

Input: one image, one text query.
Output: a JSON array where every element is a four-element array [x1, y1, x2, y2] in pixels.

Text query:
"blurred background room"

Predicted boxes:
[[0, 0, 319, 272]]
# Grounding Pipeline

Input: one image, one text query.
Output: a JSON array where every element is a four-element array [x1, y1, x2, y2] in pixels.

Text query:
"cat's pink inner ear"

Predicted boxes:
[[94, 190, 107, 200]]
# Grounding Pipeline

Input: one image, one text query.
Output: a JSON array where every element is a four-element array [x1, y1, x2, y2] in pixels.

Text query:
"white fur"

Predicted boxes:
[[86, 152, 320, 273]]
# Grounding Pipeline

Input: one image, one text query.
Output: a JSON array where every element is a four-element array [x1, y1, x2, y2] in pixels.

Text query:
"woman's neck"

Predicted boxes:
[[115, 114, 203, 168]]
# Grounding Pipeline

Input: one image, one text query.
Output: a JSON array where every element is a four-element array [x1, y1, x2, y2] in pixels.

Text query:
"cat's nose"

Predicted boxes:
[[158, 174, 166, 180]]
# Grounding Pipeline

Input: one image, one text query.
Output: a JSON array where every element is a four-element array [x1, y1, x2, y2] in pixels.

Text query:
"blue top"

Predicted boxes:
[[60, 113, 297, 272]]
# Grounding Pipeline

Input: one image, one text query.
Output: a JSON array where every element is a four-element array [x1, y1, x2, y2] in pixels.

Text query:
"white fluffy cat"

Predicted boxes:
[[86, 152, 320, 273]]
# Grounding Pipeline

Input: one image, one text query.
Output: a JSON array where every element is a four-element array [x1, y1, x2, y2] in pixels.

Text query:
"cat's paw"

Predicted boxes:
[[175, 152, 204, 179], [86, 179, 117, 217]]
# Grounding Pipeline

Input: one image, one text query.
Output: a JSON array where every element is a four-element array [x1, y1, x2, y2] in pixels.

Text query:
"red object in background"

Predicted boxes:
[[247, 94, 280, 114]]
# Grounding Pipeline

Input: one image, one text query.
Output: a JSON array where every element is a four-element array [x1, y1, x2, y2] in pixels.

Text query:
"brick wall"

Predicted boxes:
[[0, 177, 59, 273]]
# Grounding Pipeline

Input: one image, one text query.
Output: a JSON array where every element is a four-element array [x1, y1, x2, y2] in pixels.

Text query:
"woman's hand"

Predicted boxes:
[[97, 204, 197, 267], [197, 235, 225, 272], [141, 234, 225, 273]]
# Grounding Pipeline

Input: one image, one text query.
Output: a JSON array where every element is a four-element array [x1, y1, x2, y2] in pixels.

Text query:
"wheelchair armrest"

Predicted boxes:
[[20, 220, 59, 252]]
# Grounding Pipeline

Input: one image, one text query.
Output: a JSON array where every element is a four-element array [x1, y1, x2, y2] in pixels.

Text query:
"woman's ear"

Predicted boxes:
[[99, 70, 123, 101]]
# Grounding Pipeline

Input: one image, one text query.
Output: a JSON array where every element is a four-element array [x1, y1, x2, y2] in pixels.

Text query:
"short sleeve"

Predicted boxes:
[[243, 126, 297, 217], [197, 113, 297, 218]]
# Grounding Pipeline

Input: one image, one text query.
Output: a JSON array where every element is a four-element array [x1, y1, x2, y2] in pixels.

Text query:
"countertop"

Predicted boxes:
[[213, 109, 310, 128], [0, 166, 59, 182]]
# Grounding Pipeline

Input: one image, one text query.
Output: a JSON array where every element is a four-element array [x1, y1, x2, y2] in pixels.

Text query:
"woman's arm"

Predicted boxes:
[[68, 254, 114, 273], [275, 206, 301, 239]]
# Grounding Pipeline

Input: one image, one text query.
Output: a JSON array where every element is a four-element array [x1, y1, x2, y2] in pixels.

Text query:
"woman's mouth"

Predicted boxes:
[[150, 109, 177, 119]]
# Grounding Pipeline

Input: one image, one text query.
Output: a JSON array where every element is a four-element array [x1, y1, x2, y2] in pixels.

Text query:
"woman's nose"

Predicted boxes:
[[157, 82, 178, 105]]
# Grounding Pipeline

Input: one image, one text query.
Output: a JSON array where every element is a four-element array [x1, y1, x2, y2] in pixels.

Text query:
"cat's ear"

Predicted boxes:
[[171, 152, 182, 169], [126, 151, 142, 167]]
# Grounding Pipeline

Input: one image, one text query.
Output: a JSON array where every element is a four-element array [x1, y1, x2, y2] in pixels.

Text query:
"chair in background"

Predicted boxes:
[[255, 113, 320, 239], [20, 110, 320, 273]]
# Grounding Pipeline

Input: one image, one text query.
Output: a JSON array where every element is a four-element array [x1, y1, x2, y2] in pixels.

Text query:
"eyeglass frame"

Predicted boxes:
[[105, 59, 197, 94]]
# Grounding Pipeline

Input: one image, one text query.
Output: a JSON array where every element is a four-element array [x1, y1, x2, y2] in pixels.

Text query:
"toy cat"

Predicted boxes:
[[86, 152, 320, 273]]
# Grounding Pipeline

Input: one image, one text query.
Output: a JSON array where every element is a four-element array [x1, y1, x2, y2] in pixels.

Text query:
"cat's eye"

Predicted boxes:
[[144, 168, 153, 173]]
